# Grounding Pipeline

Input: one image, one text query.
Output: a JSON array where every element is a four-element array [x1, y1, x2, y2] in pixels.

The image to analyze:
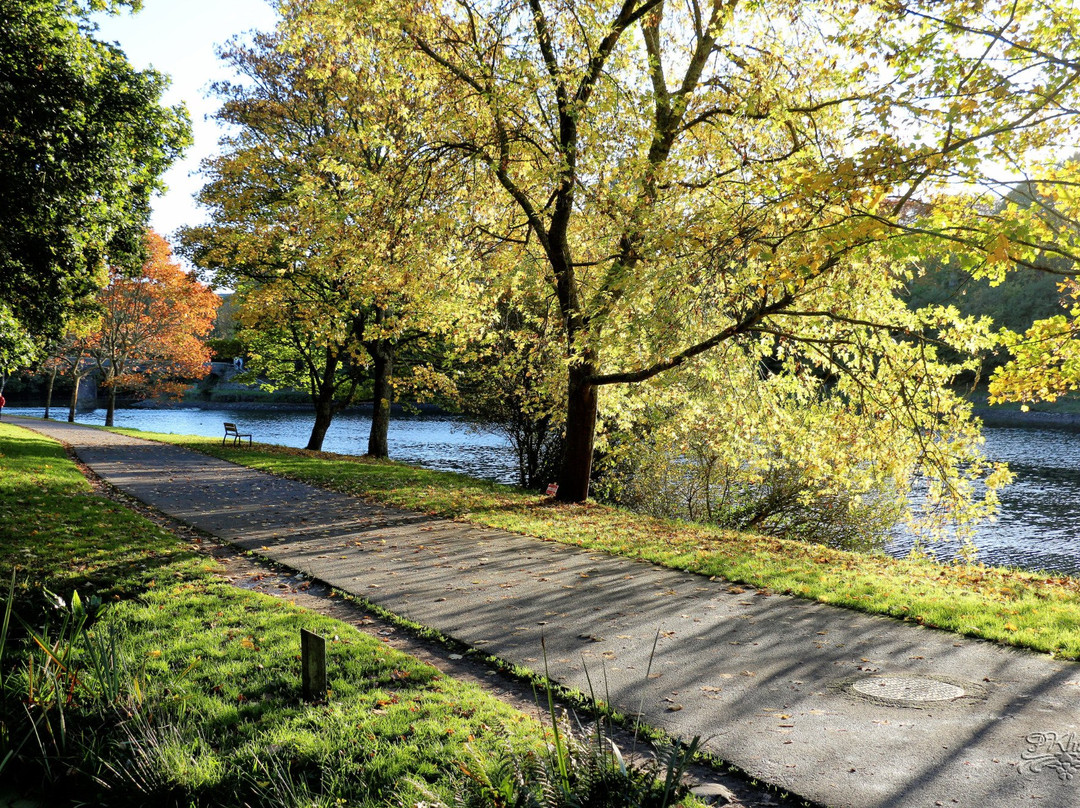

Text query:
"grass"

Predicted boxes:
[[0, 423, 572, 807], [110, 427, 1080, 661]]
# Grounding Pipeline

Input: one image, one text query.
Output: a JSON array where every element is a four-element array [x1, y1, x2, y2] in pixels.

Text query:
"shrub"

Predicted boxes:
[[596, 436, 901, 552]]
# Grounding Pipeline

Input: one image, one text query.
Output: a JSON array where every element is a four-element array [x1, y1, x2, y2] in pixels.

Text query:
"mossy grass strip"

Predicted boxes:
[[111, 428, 1080, 660]]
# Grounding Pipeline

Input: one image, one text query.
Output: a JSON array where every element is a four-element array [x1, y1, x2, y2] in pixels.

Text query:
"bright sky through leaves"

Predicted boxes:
[[92, 0, 278, 243]]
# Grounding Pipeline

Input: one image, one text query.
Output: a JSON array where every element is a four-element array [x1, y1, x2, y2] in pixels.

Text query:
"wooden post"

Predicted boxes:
[[301, 628, 326, 701]]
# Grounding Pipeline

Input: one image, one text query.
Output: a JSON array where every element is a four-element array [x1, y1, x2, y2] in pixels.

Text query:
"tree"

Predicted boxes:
[[183, 2, 468, 453], [0, 304, 37, 396], [88, 233, 219, 426], [458, 294, 566, 489], [309, 0, 1080, 504], [0, 0, 191, 342], [36, 338, 65, 419], [39, 330, 99, 422], [229, 294, 373, 452]]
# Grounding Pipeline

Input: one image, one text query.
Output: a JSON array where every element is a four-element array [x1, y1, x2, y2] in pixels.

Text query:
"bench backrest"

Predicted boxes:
[[224, 422, 239, 433]]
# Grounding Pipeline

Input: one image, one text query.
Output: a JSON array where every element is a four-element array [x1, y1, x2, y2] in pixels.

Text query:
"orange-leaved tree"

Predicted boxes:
[[88, 232, 219, 426]]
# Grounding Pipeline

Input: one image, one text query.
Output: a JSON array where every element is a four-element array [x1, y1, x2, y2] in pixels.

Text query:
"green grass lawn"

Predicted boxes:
[[0, 424, 574, 807], [111, 428, 1080, 661]]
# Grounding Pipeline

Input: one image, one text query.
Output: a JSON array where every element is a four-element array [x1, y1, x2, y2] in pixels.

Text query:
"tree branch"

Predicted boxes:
[[589, 291, 794, 386]]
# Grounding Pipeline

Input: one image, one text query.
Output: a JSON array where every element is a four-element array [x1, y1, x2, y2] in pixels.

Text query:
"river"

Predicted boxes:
[[4, 404, 517, 483], [6, 404, 1080, 575]]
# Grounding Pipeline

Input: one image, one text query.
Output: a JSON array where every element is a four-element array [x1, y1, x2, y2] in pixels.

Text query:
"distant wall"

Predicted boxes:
[[209, 361, 238, 379], [78, 373, 97, 405]]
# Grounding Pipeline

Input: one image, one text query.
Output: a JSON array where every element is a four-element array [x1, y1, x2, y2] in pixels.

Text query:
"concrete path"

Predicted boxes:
[[11, 417, 1080, 808]]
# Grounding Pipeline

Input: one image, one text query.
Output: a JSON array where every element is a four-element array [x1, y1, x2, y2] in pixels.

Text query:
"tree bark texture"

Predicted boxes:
[[367, 342, 394, 458], [105, 383, 117, 427], [306, 397, 334, 451], [44, 366, 57, 419], [68, 376, 79, 422], [556, 364, 598, 502], [305, 347, 340, 451]]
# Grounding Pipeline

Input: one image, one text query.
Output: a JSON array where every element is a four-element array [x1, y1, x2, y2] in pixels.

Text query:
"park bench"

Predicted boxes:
[[222, 422, 253, 447]]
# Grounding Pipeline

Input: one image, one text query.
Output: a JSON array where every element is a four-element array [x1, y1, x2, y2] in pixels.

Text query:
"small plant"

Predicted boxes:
[[96, 709, 210, 803], [410, 710, 702, 808], [0, 578, 145, 792], [1, 570, 18, 775], [408, 634, 703, 808]]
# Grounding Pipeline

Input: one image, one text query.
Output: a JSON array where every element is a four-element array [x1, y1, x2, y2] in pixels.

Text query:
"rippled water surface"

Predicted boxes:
[[886, 425, 1080, 574], [8, 406, 1080, 574]]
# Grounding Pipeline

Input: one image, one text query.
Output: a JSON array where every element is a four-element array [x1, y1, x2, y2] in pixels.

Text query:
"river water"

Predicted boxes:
[[5, 405, 517, 482], [7, 405, 1080, 575]]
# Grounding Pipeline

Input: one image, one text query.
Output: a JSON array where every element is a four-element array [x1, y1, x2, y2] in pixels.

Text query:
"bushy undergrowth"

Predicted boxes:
[[594, 437, 902, 553], [419, 720, 700, 808], [0, 423, 706, 807]]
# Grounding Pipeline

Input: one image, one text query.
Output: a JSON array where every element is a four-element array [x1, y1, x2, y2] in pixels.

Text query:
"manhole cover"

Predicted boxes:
[[852, 676, 965, 702]]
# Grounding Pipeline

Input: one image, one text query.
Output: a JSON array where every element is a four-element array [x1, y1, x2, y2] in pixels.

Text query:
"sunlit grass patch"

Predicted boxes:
[[110, 579, 540, 801], [0, 423, 551, 806], [115, 427, 1080, 660]]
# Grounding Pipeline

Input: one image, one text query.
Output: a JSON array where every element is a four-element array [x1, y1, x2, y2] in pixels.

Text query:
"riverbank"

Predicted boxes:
[[975, 406, 1080, 427], [132, 398, 450, 415], [2, 404, 515, 485], [968, 382, 1080, 426]]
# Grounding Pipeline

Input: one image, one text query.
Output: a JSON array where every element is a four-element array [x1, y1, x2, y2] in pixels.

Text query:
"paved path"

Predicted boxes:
[[12, 417, 1080, 808]]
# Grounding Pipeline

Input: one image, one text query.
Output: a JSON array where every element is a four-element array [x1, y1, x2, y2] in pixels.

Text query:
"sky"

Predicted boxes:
[[92, 0, 280, 246]]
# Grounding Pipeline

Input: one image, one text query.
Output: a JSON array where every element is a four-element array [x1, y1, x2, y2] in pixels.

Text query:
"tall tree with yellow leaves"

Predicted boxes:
[[304, 0, 1080, 510], [184, 3, 468, 453]]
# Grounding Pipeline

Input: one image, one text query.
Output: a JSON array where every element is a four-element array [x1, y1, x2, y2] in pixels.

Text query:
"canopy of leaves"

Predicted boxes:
[[0, 0, 190, 341], [297, 0, 1080, 507], [0, 304, 38, 390], [88, 232, 219, 400], [182, 2, 475, 451]]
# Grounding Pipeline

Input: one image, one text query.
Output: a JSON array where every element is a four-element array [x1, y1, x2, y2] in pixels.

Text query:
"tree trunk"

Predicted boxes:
[[68, 375, 80, 422], [306, 396, 334, 451], [44, 366, 58, 419], [105, 383, 117, 427], [305, 347, 339, 451], [367, 342, 393, 458], [556, 364, 598, 502]]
